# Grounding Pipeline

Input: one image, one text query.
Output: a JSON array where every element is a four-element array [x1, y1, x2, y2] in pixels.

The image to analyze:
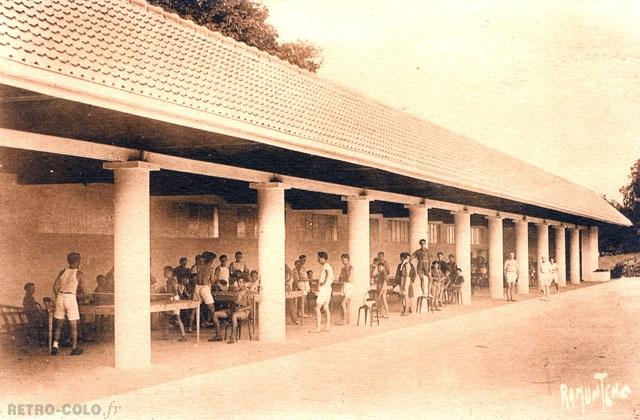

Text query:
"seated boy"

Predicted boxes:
[[23, 282, 47, 325], [161, 266, 187, 341], [209, 278, 254, 343]]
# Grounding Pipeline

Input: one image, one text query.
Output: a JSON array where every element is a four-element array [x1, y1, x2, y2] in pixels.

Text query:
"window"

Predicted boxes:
[[429, 223, 440, 244], [303, 213, 338, 241], [236, 207, 258, 239], [471, 227, 482, 245], [446, 225, 455, 244], [158, 203, 220, 239], [370, 218, 380, 243], [387, 220, 409, 243]]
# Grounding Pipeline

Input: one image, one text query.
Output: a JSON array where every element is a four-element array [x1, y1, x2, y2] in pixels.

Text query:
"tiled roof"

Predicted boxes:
[[0, 0, 631, 226]]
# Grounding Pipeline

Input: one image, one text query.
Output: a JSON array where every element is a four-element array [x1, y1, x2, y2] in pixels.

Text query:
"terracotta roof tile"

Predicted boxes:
[[0, 0, 630, 225]]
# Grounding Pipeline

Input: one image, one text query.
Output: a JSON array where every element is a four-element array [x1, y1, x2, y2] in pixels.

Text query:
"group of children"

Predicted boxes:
[[306, 244, 466, 332], [156, 251, 260, 343]]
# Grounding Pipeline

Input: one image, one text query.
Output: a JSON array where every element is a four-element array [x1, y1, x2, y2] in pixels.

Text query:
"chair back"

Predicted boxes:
[[43, 297, 54, 312], [363, 289, 378, 304]]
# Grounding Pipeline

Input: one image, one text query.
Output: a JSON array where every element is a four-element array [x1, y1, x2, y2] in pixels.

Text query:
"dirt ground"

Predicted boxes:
[[1, 280, 639, 419]]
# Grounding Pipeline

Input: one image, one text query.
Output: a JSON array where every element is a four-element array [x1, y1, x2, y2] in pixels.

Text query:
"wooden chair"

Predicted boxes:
[[357, 289, 380, 326], [416, 294, 434, 313]]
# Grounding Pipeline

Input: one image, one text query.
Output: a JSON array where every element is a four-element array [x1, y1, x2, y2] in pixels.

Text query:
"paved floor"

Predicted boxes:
[[2, 280, 638, 419]]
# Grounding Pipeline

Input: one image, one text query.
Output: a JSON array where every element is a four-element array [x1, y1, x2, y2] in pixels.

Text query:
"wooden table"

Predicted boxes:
[[285, 290, 305, 325], [48, 300, 200, 352]]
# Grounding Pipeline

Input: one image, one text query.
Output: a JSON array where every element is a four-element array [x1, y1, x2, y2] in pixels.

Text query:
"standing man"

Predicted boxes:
[[539, 256, 552, 300], [397, 252, 417, 315], [411, 239, 431, 299], [337, 254, 353, 325], [503, 252, 519, 302], [190, 251, 217, 341], [376, 252, 390, 276], [51, 252, 85, 356], [310, 252, 333, 333], [549, 257, 560, 293], [173, 257, 190, 285]]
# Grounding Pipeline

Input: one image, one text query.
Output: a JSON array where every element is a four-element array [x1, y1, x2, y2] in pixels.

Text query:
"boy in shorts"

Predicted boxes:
[[310, 252, 333, 332], [337, 254, 353, 325], [51, 252, 85, 356]]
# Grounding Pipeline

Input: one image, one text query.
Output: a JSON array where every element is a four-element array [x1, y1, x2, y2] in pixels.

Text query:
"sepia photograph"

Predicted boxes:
[[0, 0, 639, 418]]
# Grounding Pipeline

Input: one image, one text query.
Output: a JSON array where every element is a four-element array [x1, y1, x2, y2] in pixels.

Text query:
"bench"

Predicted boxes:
[[0, 304, 29, 334]]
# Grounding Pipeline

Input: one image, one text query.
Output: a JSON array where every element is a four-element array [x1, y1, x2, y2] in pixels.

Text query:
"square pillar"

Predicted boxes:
[[487, 215, 504, 300], [453, 210, 471, 304], [251, 182, 289, 342], [514, 219, 529, 294], [554, 225, 567, 287], [569, 227, 580, 284], [536, 222, 549, 287], [590, 226, 599, 270], [104, 161, 158, 369], [580, 227, 591, 282], [343, 196, 371, 322]]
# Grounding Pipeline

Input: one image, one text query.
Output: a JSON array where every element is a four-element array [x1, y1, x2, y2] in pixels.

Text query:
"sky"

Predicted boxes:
[[263, 0, 640, 201]]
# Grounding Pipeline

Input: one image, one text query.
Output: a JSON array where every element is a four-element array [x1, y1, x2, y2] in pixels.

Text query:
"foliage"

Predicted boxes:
[[600, 158, 640, 254], [611, 257, 640, 279], [147, 0, 322, 72]]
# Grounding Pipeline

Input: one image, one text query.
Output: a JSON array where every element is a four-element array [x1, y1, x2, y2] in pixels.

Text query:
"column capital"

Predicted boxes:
[[103, 160, 160, 171], [249, 182, 291, 190], [341, 195, 370, 202], [485, 213, 503, 220], [450, 209, 470, 216]]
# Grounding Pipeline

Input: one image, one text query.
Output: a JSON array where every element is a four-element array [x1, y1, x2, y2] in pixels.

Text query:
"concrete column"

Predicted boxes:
[[554, 225, 567, 287], [406, 204, 429, 255], [104, 161, 157, 369], [581, 228, 591, 282], [515, 219, 529, 295], [453, 210, 471, 304], [487, 215, 504, 300], [536, 223, 549, 287], [590, 226, 599, 270], [251, 182, 289, 342], [569, 227, 580, 284], [344, 196, 371, 322]]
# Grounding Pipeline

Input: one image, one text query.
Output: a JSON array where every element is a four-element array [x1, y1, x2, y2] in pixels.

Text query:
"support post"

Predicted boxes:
[[515, 219, 529, 295], [406, 203, 429, 303], [251, 182, 289, 342], [343, 196, 371, 323], [554, 225, 567, 287], [104, 161, 158, 369], [453, 210, 471, 304], [590, 226, 599, 270], [487, 215, 504, 299], [581, 227, 591, 282], [536, 222, 549, 287], [569, 227, 580, 285]]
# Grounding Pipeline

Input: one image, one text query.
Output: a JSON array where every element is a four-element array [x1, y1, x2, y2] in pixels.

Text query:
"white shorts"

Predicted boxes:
[[316, 286, 331, 307], [194, 285, 214, 305], [505, 272, 518, 284], [542, 274, 553, 287], [296, 281, 309, 295], [343, 282, 353, 299], [54, 293, 80, 321]]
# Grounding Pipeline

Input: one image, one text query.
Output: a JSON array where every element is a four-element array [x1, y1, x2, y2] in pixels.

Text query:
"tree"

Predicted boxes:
[[601, 158, 640, 254], [147, 0, 322, 72], [620, 159, 640, 225]]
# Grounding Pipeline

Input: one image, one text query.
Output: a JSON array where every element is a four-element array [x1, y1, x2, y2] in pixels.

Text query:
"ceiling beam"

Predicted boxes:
[[0, 127, 566, 225]]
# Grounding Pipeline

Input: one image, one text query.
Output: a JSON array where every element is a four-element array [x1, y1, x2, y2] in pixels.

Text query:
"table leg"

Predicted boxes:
[[301, 295, 305, 326], [48, 312, 52, 353], [196, 306, 200, 343]]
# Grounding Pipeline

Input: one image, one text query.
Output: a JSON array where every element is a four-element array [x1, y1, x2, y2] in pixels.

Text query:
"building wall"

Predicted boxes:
[[0, 175, 489, 306]]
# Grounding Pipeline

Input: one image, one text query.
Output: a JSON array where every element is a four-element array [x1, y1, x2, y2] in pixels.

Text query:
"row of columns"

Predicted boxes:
[[487, 218, 599, 298], [104, 161, 601, 369]]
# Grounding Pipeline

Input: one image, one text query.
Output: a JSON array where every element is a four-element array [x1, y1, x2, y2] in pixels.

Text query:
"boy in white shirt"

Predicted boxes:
[[310, 252, 333, 333]]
